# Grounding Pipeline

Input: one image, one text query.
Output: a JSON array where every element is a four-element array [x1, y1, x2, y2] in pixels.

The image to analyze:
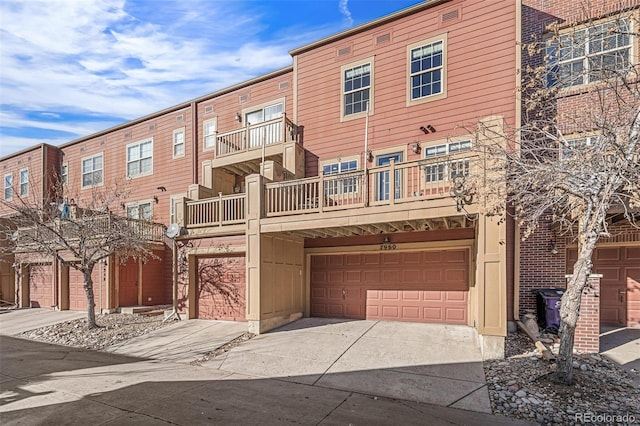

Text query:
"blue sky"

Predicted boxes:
[[0, 0, 421, 157]]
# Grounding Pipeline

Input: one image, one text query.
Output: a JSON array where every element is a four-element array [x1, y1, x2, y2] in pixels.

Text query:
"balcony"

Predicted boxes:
[[184, 154, 477, 235]]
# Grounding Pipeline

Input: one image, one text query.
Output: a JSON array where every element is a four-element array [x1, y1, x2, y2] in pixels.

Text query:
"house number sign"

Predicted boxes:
[[380, 242, 397, 250]]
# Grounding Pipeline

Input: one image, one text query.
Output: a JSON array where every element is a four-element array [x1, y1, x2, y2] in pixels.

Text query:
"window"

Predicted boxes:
[[323, 160, 359, 195], [342, 62, 371, 116], [19, 169, 28, 196], [127, 139, 153, 177], [561, 136, 596, 158], [82, 153, 103, 188], [547, 17, 632, 88], [203, 119, 216, 150], [4, 174, 12, 200], [173, 128, 185, 158], [126, 202, 152, 220], [410, 40, 444, 100], [424, 141, 471, 183], [61, 163, 68, 185]]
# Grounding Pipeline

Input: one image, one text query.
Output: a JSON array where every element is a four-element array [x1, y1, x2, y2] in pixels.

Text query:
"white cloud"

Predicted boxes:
[[339, 0, 354, 27]]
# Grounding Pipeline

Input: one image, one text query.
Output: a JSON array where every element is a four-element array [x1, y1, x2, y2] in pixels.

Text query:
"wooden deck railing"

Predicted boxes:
[[264, 154, 477, 217], [185, 193, 246, 228], [215, 115, 298, 157]]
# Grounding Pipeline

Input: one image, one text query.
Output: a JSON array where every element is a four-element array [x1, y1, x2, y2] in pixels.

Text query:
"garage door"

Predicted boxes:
[[69, 268, 87, 310], [568, 245, 640, 326], [310, 249, 469, 324], [29, 264, 54, 308], [197, 256, 246, 321]]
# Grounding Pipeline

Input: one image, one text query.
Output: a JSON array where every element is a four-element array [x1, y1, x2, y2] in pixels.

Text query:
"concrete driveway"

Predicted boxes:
[[203, 318, 491, 413], [0, 308, 85, 336]]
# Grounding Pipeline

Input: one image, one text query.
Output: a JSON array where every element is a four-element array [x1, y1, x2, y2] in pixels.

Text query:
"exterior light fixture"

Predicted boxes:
[[235, 112, 242, 123], [411, 141, 421, 154]]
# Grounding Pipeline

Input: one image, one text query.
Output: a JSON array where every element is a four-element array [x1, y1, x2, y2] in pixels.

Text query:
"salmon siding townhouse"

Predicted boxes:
[[2, 0, 637, 358]]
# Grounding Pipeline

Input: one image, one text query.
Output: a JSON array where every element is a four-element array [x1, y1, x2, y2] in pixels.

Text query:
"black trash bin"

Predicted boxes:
[[533, 288, 564, 332]]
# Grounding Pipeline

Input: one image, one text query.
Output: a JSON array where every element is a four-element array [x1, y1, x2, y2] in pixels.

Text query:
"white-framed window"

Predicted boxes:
[[342, 61, 371, 117], [424, 140, 471, 183], [19, 169, 29, 196], [547, 17, 632, 88], [561, 136, 597, 158], [126, 201, 152, 220], [323, 159, 359, 195], [3, 174, 12, 200], [407, 34, 447, 106], [61, 163, 68, 185], [203, 118, 217, 150], [126, 138, 153, 178], [173, 128, 185, 158], [81, 153, 103, 188]]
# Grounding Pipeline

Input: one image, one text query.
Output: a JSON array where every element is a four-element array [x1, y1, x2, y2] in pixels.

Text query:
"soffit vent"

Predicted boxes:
[[441, 9, 459, 23], [204, 105, 214, 113], [149, 124, 156, 130], [124, 131, 132, 140], [376, 33, 390, 44], [279, 81, 290, 90], [239, 94, 249, 104], [176, 114, 184, 122]]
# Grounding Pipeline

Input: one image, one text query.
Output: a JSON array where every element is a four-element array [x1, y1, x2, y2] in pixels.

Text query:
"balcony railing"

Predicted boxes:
[[186, 193, 246, 228], [264, 154, 477, 217], [216, 115, 298, 157]]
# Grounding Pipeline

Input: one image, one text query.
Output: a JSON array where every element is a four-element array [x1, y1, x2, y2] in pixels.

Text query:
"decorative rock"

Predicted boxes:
[[515, 390, 527, 398]]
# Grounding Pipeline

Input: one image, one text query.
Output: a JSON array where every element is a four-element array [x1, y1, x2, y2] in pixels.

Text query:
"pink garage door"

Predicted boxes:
[[197, 256, 246, 321], [311, 249, 469, 325], [29, 264, 54, 308], [569, 245, 640, 326]]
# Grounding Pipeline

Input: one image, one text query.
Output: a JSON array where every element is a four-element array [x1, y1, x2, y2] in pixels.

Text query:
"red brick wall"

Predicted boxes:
[[574, 275, 601, 353]]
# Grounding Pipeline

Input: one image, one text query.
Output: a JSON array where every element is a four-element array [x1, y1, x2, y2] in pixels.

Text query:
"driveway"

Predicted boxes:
[[203, 318, 491, 413], [0, 308, 85, 336]]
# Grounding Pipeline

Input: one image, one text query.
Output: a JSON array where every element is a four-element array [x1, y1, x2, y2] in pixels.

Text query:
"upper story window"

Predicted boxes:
[[547, 17, 632, 88], [61, 163, 68, 185], [203, 118, 216, 150], [173, 128, 185, 158], [424, 140, 471, 183], [127, 138, 153, 178], [126, 201, 152, 220], [407, 34, 447, 106], [561, 136, 596, 158], [323, 159, 359, 194], [244, 101, 284, 148], [19, 169, 28, 196], [3, 174, 12, 200], [342, 61, 371, 118], [82, 153, 103, 188]]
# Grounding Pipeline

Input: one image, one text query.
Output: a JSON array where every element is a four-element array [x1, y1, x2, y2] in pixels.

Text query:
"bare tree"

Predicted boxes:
[[0, 179, 161, 328], [475, 9, 639, 384]]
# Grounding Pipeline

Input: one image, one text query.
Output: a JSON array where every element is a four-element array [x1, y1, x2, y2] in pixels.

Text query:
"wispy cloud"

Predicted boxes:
[[339, 0, 354, 27]]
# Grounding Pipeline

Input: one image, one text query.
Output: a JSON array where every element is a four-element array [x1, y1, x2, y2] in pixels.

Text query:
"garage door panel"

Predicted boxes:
[[30, 264, 54, 308], [595, 247, 621, 261], [311, 249, 469, 325], [627, 247, 640, 260]]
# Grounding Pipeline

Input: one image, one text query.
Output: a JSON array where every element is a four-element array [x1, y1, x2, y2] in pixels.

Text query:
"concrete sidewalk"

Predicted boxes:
[[0, 336, 532, 425], [0, 308, 85, 336], [600, 326, 640, 385]]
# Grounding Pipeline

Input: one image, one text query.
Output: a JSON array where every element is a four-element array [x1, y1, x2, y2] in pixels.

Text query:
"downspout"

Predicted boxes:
[[513, 0, 523, 323], [191, 101, 198, 184]]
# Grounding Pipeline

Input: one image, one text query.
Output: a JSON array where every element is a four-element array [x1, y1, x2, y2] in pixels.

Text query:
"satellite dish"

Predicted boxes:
[[166, 223, 181, 239]]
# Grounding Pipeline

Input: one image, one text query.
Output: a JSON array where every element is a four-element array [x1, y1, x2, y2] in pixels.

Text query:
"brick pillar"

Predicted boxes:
[[572, 274, 601, 353]]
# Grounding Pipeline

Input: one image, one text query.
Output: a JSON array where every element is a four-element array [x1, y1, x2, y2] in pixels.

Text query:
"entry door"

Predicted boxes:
[[245, 103, 283, 148], [376, 152, 402, 201], [119, 260, 138, 306]]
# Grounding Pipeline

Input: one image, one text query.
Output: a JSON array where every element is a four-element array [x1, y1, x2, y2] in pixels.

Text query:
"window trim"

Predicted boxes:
[[546, 15, 635, 89], [203, 118, 217, 151], [80, 152, 104, 189], [126, 137, 154, 179], [61, 162, 68, 185], [19, 168, 29, 196], [125, 199, 154, 220], [4, 173, 13, 201], [240, 97, 286, 125], [169, 193, 187, 224], [340, 57, 374, 122], [406, 33, 448, 106], [172, 127, 186, 159]]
